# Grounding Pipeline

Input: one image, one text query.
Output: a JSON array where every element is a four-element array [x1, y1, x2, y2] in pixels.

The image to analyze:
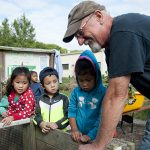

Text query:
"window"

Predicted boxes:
[[62, 64, 69, 70]]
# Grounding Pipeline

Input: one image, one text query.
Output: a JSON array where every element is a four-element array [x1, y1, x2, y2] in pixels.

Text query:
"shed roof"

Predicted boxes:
[[0, 46, 55, 54]]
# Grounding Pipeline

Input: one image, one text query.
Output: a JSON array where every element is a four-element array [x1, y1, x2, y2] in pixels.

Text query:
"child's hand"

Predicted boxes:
[[39, 121, 51, 134], [49, 122, 58, 130], [80, 135, 91, 143], [71, 130, 82, 142], [1, 116, 14, 126], [2, 112, 8, 118]]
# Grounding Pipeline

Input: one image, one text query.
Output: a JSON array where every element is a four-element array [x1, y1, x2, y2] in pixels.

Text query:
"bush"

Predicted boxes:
[[59, 77, 77, 97]]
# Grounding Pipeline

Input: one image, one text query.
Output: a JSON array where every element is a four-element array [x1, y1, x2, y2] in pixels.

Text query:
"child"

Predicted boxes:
[[1, 67, 35, 126], [30, 71, 44, 102], [68, 50, 106, 143], [34, 67, 69, 133]]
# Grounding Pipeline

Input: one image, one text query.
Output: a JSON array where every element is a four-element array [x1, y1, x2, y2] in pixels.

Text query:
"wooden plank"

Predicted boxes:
[[34, 125, 135, 150], [0, 51, 5, 99], [0, 118, 30, 129], [23, 124, 30, 150], [36, 140, 60, 150], [30, 120, 36, 150], [49, 53, 55, 67], [35, 127, 78, 150], [23, 118, 36, 150]]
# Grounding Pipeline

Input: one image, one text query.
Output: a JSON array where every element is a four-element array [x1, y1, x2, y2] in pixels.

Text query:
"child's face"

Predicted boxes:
[[43, 75, 59, 96], [31, 72, 38, 83], [78, 74, 96, 92], [13, 75, 29, 95]]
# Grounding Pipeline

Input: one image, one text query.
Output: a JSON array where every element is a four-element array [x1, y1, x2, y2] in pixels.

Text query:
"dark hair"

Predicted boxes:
[[6, 67, 31, 96], [75, 58, 96, 77], [30, 71, 37, 76], [39, 67, 59, 84]]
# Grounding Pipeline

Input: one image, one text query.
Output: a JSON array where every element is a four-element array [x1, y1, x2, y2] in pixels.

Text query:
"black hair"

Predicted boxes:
[[30, 71, 37, 75], [75, 58, 96, 77], [39, 67, 59, 85], [6, 67, 31, 96]]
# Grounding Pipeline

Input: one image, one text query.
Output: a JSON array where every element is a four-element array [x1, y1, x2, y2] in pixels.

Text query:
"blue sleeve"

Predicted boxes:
[[68, 88, 78, 118], [87, 115, 100, 140], [0, 107, 7, 115], [88, 86, 105, 140], [0, 96, 9, 107]]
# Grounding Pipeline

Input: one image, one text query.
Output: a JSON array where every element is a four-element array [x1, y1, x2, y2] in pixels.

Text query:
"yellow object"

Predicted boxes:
[[123, 92, 145, 113]]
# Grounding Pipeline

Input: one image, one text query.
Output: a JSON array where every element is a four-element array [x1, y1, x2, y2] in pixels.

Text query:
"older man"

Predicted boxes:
[[63, 1, 150, 150]]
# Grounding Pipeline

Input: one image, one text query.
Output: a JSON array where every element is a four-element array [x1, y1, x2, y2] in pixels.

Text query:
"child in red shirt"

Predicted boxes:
[[1, 67, 35, 126]]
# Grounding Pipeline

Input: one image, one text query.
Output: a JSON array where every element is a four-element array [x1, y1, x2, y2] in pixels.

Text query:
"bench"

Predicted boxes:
[[120, 99, 150, 133]]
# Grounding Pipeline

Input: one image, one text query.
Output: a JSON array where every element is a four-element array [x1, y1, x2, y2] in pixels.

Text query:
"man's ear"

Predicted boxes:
[[94, 10, 103, 24]]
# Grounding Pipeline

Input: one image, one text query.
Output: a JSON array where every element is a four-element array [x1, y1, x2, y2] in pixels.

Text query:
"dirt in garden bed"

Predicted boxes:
[[116, 120, 146, 150]]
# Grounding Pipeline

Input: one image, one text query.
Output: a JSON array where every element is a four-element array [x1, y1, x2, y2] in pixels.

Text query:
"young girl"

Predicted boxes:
[[68, 50, 106, 143], [1, 67, 35, 126]]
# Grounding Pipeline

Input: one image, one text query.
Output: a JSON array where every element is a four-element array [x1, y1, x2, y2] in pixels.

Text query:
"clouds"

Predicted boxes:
[[0, 0, 150, 50], [99, 0, 150, 17]]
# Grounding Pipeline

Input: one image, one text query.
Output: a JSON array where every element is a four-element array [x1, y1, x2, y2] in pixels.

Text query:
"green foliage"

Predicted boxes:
[[102, 72, 109, 87], [0, 18, 13, 46], [0, 14, 70, 53], [59, 77, 77, 97], [12, 14, 36, 47], [101, 72, 149, 120], [0, 14, 36, 47], [134, 99, 150, 120]]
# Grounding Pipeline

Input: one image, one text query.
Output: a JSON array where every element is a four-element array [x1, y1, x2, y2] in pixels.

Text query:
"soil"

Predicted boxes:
[[116, 119, 146, 150]]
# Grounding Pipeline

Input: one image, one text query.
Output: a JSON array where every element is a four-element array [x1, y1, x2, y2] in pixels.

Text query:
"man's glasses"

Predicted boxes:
[[75, 13, 94, 38]]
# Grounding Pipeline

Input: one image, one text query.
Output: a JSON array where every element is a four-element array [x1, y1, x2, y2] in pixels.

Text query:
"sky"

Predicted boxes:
[[0, 0, 150, 51]]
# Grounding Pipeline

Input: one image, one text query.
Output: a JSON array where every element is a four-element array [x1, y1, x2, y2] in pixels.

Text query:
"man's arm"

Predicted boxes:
[[95, 75, 130, 149]]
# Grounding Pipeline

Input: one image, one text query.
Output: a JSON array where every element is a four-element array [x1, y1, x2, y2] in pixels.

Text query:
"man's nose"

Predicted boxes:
[[51, 83, 55, 87]]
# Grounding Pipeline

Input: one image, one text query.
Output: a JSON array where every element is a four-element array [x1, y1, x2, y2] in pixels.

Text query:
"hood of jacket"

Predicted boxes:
[[76, 50, 103, 91]]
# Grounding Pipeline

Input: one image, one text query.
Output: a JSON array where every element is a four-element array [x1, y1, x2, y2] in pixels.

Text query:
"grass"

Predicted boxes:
[[59, 77, 76, 98], [134, 100, 150, 120]]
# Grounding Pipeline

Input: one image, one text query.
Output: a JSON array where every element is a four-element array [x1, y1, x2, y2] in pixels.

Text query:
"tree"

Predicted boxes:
[[12, 14, 36, 47], [0, 14, 70, 53], [0, 18, 13, 46]]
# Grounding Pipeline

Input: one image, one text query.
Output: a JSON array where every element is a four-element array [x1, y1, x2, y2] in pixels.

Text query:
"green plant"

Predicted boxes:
[[59, 77, 77, 97], [1, 79, 8, 96], [102, 71, 109, 87]]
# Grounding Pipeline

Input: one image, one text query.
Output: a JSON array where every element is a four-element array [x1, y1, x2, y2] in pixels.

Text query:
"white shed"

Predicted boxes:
[[61, 50, 107, 78], [0, 46, 55, 97]]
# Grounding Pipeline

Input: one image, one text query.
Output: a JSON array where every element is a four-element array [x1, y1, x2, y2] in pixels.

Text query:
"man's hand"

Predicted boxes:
[[1, 116, 14, 126], [79, 142, 101, 150]]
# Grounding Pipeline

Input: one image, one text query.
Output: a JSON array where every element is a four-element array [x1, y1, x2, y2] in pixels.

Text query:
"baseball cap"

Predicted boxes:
[[39, 67, 59, 83], [63, 1, 105, 43]]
